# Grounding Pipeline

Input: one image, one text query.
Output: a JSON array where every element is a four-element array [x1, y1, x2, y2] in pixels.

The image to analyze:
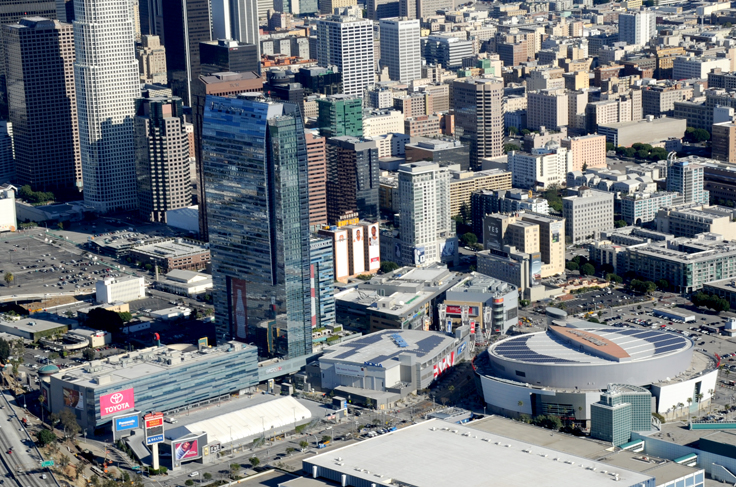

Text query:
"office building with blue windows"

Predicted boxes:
[[202, 93, 313, 358], [44, 341, 258, 434], [310, 237, 336, 329]]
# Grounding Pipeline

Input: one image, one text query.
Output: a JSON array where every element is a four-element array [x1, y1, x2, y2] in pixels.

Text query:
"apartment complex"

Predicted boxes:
[[453, 77, 504, 168], [305, 130, 328, 227], [449, 168, 512, 217], [561, 134, 606, 171], [562, 188, 615, 244]]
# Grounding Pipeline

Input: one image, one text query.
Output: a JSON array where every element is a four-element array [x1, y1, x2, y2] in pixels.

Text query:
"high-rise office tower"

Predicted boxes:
[[366, 0, 399, 20], [310, 237, 336, 329], [666, 160, 709, 205], [379, 18, 421, 83], [159, 0, 211, 105], [0, 1, 57, 119], [3, 18, 80, 193], [316, 95, 363, 138], [191, 71, 263, 240], [74, 0, 140, 212], [0, 122, 13, 183], [453, 77, 504, 169], [211, 0, 260, 57], [134, 96, 192, 222], [397, 161, 457, 267], [203, 94, 313, 358], [305, 130, 328, 228], [325, 136, 380, 224], [618, 11, 656, 47], [316, 13, 374, 97], [56, 0, 75, 22], [136, 35, 167, 84], [199, 39, 259, 76], [319, 0, 357, 14]]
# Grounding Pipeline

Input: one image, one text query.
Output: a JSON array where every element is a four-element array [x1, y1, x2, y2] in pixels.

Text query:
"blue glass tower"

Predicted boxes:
[[202, 93, 313, 358], [310, 237, 336, 329]]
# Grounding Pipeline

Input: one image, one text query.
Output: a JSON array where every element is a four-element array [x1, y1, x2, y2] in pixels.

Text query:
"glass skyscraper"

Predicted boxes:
[[202, 93, 313, 359]]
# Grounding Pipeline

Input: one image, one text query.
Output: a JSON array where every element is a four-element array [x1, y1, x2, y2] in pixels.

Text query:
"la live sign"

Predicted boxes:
[[100, 388, 135, 417]]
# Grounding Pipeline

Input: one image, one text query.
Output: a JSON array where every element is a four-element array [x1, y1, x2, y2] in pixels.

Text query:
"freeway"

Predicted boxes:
[[0, 392, 53, 487]]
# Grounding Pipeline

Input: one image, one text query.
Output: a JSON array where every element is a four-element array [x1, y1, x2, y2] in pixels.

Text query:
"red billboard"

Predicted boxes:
[[445, 305, 479, 316], [100, 388, 134, 417], [174, 439, 199, 461], [231, 277, 247, 340]]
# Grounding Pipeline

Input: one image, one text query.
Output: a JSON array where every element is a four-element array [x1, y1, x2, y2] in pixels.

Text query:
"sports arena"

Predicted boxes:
[[474, 309, 718, 425]]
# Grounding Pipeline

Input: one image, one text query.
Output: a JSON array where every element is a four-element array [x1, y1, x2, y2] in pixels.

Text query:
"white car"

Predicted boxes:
[[189, 472, 199, 478]]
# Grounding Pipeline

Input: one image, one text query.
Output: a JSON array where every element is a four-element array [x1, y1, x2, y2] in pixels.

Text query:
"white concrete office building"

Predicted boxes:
[[397, 162, 458, 267], [562, 188, 615, 244], [507, 142, 572, 189], [95, 276, 145, 304], [379, 18, 421, 83], [74, 0, 140, 212], [317, 14, 374, 97], [618, 11, 656, 47], [211, 0, 261, 58]]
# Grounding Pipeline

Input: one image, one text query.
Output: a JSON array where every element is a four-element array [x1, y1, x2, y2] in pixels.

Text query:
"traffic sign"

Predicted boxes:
[[41, 460, 54, 467]]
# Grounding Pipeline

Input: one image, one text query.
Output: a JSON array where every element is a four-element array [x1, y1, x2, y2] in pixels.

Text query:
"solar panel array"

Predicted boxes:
[[494, 335, 577, 364], [605, 328, 689, 356]]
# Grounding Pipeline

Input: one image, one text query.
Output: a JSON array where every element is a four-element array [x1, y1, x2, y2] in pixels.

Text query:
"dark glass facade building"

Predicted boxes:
[[199, 39, 260, 76], [203, 94, 313, 359]]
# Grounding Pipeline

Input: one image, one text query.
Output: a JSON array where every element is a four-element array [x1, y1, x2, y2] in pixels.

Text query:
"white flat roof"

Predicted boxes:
[[305, 419, 653, 487]]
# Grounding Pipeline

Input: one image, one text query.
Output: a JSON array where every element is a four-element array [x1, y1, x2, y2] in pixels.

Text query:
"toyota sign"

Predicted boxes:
[[100, 388, 135, 417]]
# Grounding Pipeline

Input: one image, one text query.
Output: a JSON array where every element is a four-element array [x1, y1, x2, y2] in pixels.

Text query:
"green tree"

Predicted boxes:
[[229, 463, 241, 478], [3, 272, 13, 287], [185, 480, 194, 486], [48, 352, 60, 361], [519, 299, 530, 308], [117, 312, 132, 323], [508, 126, 518, 136], [86, 307, 124, 333], [521, 129, 531, 136], [286, 447, 296, 456], [321, 435, 332, 443], [503, 143, 521, 154], [637, 149, 650, 159], [0, 338, 10, 362], [461, 232, 478, 246], [59, 407, 81, 438], [36, 429, 56, 446], [692, 128, 711, 142], [83, 348, 96, 361], [614, 219, 627, 228], [624, 147, 637, 158], [203, 473, 212, 481], [579, 263, 596, 276], [656, 279, 669, 290], [380, 261, 400, 273], [250, 457, 260, 468], [606, 273, 623, 283], [606, 142, 614, 152], [299, 440, 309, 451], [565, 261, 579, 271]]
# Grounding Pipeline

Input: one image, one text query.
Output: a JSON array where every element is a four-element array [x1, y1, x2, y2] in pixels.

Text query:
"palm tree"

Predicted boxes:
[[677, 402, 685, 418], [696, 393, 704, 414], [708, 389, 715, 412], [687, 397, 693, 415], [38, 395, 45, 425]]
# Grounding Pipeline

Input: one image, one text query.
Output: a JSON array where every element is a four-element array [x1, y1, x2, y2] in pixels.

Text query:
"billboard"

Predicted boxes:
[[445, 305, 479, 316], [231, 277, 247, 340], [63, 388, 84, 410], [350, 227, 365, 275], [531, 252, 542, 281], [334, 230, 349, 279], [334, 363, 364, 377], [366, 223, 380, 271], [394, 242, 402, 262], [413, 246, 425, 265], [470, 321, 475, 334], [198, 337, 208, 348], [145, 412, 164, 445], [446, 319, 452, 333], [439, 238, 457, 259], [114, 414, 139, 432], [174, 436, 205, 462], [550, 221, 563, 244], [432, 352, 455, 378], [100, 388, 135, 417], [485, 218, 504, 250]]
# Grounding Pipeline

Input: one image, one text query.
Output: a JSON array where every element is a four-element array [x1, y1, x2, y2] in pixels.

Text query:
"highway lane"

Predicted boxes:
[[0, 393, 54, 487]]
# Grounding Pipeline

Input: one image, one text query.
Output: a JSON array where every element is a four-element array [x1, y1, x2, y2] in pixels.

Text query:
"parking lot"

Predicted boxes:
[[0, 234, 127, 298]]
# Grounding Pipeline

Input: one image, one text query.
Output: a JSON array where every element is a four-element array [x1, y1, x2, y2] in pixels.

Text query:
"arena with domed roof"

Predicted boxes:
[[473, 308, 719, 425]]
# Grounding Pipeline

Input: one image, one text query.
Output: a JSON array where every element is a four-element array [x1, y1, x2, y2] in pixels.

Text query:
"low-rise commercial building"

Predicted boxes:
[[443, 273, 518, 334], [0, 316, 69, 341], [656, 204, 736, 239], [154, 270, 213, 297], [95, 276, 145, 304], [470, 189, 549, 239], [561, 134, 607, 171], [334, 265, 458, 332], [598, 116, 687, 147], [128, 238, 211, 272], [44, 341, 258, 434], [620, 192, 683, 225], [507, 143, 572, 189], [404, 137, 470, 171]]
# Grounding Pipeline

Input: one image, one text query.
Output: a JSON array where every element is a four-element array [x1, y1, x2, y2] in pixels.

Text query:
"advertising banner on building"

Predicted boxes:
[[366, 223, 380, 271], [531, 252, 542, 281], [445, 305, 479, 316], [550, 221, 563, 244], [144, 412, 164, 445], [485, 219, 504, 250], [439, 238, 457, 262], [334, 363, 364, 378], [350, 227, 365, 275], [230, 277, 247, 340], [413, 246, 425, 265], [433, 351, 455, 378], [470, 321, 475, 334], [334, 230, 349, 279], [173, 435, 205, 462], [63, 387, 84, 410], [100, 388, 134, 417], [446, 319, 452, 333], [114, 414, 139, 432]]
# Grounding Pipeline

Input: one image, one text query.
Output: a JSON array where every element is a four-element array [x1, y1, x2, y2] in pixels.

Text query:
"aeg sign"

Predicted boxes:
[[100, 388, 135, 417], [432, 352, 455, 378]]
